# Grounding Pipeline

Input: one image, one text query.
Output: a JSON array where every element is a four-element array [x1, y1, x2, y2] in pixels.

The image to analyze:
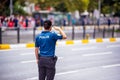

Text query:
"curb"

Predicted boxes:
[[0, 38, 120, 50]]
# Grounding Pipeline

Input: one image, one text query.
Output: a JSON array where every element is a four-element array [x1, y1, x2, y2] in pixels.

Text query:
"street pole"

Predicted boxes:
[[98, 0, 101, 29], [103, 26, 105, 38], [10, 0, 13, 16], [17, 27, 20, 43], [72, 26, 74, 40], [83, 26, 86, 39], [112, 26, 115, 38], [0, 27, 2, 44], [93, 26, 96, 39], [33, 27, 36, 41]]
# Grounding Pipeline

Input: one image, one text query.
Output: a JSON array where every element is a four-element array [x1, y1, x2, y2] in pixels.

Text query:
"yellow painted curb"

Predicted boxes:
[[0, 44, 10, 50], [109, 38, 116, 42], [66, 40, 74, 45], [26, 43, 35, 48], [82, 39, 89, 44], [96, 38, 103, 43]]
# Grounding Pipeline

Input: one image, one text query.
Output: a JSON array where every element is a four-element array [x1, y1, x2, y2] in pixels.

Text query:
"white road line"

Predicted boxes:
[[21, 57, 63, 64], [56, 70, 80, 76], [24, 70, 80, 80], [24, 67, 101, 80], [21, 60, 36, 63], [102, 64, 120, 68], [0, 49, 11, 52], [72, 47, 97, 51], [20, 53, 34, 56], [0, 48, 34, 52], [24, 63, 120, 80], [107, 45, 120, 48], [24, 77, 37, 80], [82, 52, 112, 57]]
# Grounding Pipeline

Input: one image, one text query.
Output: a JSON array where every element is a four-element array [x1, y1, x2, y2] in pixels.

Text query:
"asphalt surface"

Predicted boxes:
[[0, 42, 120, 80], [2, 26, 120, 44]]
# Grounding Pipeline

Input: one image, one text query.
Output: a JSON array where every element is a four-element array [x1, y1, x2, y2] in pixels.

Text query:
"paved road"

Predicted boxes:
[[0, 42, 120, 80], [2, 27, 120, 44]]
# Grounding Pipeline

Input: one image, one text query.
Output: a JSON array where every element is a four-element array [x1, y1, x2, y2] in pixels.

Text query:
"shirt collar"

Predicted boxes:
[[42, 31, 50, 33]]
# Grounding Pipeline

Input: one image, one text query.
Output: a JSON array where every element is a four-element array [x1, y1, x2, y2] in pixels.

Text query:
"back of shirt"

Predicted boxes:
[[35, 31, 62, 57]]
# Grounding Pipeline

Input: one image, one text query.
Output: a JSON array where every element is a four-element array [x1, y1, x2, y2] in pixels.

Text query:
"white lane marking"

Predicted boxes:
[[20, 53, 34, 56], [0, 49, 11, 52], [24, 70, 81, 80], [0, 48, 34, 52], [56, 70, 80, 76], [24, 77, 37, 80], [72, 47, 97, 51], [107, 45, 120, 48], [102, 64, 120, 68], [24, 63, 120, 80], [24, 67, 101, 80], [82, 52, 112, 57], [21, 57, 63, 64], [21, 60, 36, 63]]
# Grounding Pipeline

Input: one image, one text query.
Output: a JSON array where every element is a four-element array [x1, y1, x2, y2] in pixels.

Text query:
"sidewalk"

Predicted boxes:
[[0, 38, 120, 50]]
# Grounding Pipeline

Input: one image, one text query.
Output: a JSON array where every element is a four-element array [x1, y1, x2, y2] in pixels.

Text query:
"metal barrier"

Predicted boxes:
[[0, 25, 120, 44]]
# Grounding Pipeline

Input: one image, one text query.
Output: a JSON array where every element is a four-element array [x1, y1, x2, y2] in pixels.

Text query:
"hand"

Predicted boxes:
[[36, 59, 39, 64]]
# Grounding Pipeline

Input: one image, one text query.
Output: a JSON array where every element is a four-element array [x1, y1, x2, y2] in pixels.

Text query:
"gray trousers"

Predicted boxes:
[[38, 56, 57, 80]]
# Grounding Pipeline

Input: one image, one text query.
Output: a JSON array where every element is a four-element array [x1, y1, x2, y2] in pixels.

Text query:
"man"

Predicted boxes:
[[35, 20, 67, 80], [25, 17, 29, 30]]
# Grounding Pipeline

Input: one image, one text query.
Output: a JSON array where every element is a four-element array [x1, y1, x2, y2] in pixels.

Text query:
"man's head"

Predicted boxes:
[[44, 20, 52, 30]]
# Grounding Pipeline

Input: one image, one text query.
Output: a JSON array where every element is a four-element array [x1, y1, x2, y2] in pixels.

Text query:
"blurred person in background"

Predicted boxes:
[[35, 20, 67, 80], [35, 19, 40, 27], [25, 17, 29, 30], [40, 18, 44, 26], [108, 18, 111, 29], [13, 16, 18, 29], [8, 18, 14, 28], [31, 18, 35, 28], [2, 18, 8, 27]]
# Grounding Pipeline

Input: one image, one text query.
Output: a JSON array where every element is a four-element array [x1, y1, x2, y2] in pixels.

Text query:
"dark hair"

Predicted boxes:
[[44, 20, 52, 30]]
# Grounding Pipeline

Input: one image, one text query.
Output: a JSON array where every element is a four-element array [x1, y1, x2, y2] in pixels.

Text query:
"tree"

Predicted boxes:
[[64, 0, 89, 13], [33, 0, 89, 13], [0, 0, 27, 16], [88, 0, 98, 12], [101, 0, 120, 16]]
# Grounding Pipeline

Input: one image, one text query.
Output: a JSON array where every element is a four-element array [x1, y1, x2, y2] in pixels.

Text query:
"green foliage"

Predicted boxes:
[[102, 6, 111, 14], [81, 0, 89, 11], [102, 0, 120, 16], [88, 0, 98, 12], [35, 0, 89, 13], [13, 2, 27, 15], [54, 1, 68, 12], [63, 0, 89, 12], [0, 0, 120, 16], [0, 0, 27, 16]]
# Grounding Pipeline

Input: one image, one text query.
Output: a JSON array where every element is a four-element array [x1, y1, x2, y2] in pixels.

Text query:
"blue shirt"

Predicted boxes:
[[35, 31, 62, 57]]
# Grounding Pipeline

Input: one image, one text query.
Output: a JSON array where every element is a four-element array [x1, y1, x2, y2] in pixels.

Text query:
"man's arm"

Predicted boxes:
[[35, 47, 39, 64], [53, 27, 67, 39]]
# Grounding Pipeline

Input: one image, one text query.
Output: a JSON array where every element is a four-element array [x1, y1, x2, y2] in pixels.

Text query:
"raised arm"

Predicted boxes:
[[53, 27, 67, 39]]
